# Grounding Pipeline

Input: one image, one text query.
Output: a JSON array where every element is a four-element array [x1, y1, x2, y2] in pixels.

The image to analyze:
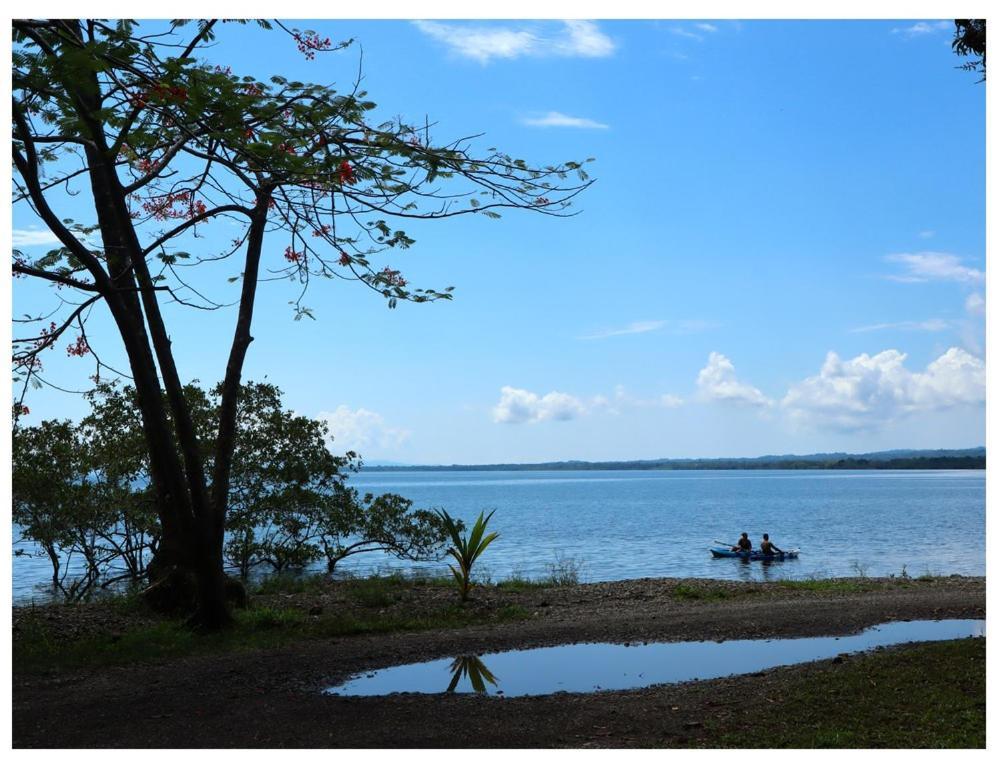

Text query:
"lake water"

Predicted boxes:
[[11, 469, 985, 601], [344, 469, 985, 583]]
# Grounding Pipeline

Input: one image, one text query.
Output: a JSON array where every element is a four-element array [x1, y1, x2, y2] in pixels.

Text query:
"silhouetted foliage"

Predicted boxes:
[[953, 19, 986, 80]]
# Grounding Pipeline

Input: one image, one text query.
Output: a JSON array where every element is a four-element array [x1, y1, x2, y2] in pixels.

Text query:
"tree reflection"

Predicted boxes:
[[446, 655, 499, 693]]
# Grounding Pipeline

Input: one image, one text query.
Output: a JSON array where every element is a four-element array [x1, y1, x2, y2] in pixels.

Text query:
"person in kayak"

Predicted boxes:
[[732, 532, 752, 553], [759, 533, 783, 556]]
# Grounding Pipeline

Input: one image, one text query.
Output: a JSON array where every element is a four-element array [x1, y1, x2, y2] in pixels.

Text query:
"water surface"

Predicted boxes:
[[13, 468, 985, 600], [326, 619, 985, 697]]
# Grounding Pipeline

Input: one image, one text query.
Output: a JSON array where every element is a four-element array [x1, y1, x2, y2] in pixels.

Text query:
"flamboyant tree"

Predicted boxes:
[[11, 19, 593, 628], [953, 19, 986, 80]]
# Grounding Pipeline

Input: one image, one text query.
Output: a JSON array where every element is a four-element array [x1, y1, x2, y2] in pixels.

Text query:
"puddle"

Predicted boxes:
[[325, 619, 984, 697]]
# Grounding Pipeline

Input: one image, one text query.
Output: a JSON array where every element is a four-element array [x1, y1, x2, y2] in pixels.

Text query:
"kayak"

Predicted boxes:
[[710, 547, 800, 561]]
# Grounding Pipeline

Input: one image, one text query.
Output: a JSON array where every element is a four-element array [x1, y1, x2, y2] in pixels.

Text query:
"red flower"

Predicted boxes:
[[338, 251, 351, 266], [294, 32, 333, 60], [337, 160, 357, 185], [66, 335, 90, 357], [284, 246, 303, 263]]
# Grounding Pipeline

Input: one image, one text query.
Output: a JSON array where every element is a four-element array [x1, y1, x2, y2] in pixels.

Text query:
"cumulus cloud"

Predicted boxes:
[[850, 319, 950, 333], [696, 352, 771, 407], [521, 111, 609, 130], [13, 227, 61, 247], [317, 406, 411, 454], [493, 386, 585, 424], [781, 347, 985, 431], [413, 20, 614, 64], [885, 252, 984, 284]]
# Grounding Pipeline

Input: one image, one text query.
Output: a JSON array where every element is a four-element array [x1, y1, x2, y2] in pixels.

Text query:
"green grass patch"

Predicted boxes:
[[776, 579, 873, 593], [253, 572, 329, 595], [13, 601, 532, 675], [672, 584, 734, 601], [704, 638, 985, 748]]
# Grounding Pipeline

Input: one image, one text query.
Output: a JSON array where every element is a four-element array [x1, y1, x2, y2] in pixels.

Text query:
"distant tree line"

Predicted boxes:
[[368, 453, 985, 473]]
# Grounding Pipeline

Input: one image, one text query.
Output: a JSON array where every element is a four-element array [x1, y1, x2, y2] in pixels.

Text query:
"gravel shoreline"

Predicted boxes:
[[13, 575, 985, 748]]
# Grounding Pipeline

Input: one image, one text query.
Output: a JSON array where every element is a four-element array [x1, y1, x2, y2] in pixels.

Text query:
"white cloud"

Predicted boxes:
[[670, 27, 704, 41], [850, 319, 950, 333], [12, 228, 61, 247], [781, 347, 984, 431], [660, 394, 684, 408], [917, 229, 935, 239], [556, 20, 616, 57], [885, 252, 983, 284], [578, 320, 665, 340], [697, 352, 771, 407], [493, 386, 585, 424], [413, 20, 614, 64], [892, 21, 951, 37], [965, 292, 985, 317], [522, 111, 609, 130], [694, 23, 719, 33], [317, 406, 411, 454]]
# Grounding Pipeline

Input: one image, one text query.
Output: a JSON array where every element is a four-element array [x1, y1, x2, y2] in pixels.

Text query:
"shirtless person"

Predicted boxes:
[[732, 532, 752, 553], [759, 533, 784, 556]]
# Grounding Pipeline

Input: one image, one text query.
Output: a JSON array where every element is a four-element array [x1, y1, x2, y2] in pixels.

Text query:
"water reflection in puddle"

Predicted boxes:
[[326, 619, 984, 697]]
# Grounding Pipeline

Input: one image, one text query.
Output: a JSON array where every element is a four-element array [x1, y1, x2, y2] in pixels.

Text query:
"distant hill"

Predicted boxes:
[[360, 447, 985, 472]]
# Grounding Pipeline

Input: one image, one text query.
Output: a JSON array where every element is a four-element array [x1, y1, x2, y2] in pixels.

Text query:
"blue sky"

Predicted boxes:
[[12, 19, 986, 463]]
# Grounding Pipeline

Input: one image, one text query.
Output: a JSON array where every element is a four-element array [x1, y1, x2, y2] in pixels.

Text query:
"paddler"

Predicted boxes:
[[732, 532, 752, 553], [759, 533, 784, 556]]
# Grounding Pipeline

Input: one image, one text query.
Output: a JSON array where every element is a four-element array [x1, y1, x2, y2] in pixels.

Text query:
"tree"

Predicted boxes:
[[13, 380, 454, 600], [12, 419, 96, 595], [953, 20, 986, 80], [12, 20, 592, 628]]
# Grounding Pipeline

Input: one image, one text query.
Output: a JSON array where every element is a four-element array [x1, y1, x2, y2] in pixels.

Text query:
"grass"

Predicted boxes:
[[776, 578, 875, 593], [13, 600, 532, 675], [703, 638, 985, 748], [253, 572, 330, 595], [672, 584, 737, 601]]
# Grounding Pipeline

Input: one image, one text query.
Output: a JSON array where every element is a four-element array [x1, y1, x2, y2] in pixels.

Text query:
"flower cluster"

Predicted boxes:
[[380, 267, 407, 287], [66, 335, 90, 357], [141, 191, 207, 221], [338, 251, 351, 266], [284, 246, 304, 263], [294, 32, 334, 60], [312, 225, 332, 237], [13, 404, 30, 417], [337, 159, 357, 185], [131, 82, 188, 107]]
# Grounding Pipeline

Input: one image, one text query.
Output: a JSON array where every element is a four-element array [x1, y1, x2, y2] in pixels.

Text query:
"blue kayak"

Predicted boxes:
[[710, 546, 799, 561]]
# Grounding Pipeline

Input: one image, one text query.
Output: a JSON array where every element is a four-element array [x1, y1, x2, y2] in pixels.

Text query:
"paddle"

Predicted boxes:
[[713, 539, 738, 549]]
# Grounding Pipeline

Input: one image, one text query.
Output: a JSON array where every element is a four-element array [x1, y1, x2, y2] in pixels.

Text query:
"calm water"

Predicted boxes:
[[344, 469, 985, 582], [326, 619, 986, 697], [11, 469, 985, 600]]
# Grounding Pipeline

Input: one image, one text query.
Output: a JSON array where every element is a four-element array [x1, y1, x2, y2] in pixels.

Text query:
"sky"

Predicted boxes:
[[11, 18, 987, 463]]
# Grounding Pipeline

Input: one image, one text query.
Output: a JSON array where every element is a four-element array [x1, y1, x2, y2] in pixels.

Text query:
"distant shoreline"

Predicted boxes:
[[363, 449, 985, 472]]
